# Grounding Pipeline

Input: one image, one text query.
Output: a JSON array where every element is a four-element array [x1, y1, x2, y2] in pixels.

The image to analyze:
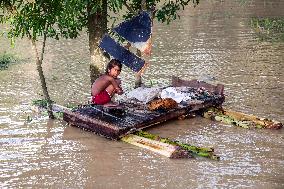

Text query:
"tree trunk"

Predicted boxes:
[[30, 38, 55, 119], [87, 0, 108, 85]]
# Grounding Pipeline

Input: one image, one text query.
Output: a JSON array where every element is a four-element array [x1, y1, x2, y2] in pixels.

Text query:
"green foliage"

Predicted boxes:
[[121, 0, 199, 24], [0, 52, 15, 70], [251, 17, 284, 42], [1, 0, 200, 42], [108, 0, 124, 13], [0, 0, 88, 40], [0, 0, 14, 12], [155, 0, 191, 24]]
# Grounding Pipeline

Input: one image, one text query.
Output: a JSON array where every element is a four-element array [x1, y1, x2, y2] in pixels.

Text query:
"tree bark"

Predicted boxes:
[[87, 0, 108, 85], [30, 36, 55, 119]]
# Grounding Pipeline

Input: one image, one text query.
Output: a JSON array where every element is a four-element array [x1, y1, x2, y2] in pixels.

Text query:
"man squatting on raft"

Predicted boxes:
[[91, 59, 123, 105]]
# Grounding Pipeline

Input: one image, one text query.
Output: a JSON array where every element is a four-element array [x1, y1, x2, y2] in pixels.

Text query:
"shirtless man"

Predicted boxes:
[[91, 59, 123, 105]]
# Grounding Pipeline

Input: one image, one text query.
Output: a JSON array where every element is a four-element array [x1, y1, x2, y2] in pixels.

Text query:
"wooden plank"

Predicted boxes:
[[63, 108, 125, 139], [63, 106, 189, 140], [172, 76, 224, 95]]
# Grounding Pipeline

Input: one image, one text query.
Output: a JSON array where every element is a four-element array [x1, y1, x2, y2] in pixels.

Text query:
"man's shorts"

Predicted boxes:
[[92, 90, 111, 105]]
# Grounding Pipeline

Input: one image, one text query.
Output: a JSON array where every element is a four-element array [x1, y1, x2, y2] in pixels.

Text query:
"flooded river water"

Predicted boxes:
[[1, 0, 284, 188]]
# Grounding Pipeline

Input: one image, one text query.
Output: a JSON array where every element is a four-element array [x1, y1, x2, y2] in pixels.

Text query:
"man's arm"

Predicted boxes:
[[107, 76, 123, 94]]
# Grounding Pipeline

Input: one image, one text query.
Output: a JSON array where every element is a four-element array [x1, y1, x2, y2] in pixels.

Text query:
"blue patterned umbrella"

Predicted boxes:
[[113, 11, 152, 53], [99, 34, 145, 72]]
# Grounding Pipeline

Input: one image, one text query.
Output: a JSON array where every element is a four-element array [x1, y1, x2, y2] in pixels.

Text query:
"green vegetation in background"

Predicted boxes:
[[251, 17, 284, 42], [0, 53, 16, 70]]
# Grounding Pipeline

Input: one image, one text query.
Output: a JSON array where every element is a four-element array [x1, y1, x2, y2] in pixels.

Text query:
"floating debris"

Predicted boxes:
[[202, 107, 283, 129], [147, 98, 178, 111], [132, 131, 219, 160]]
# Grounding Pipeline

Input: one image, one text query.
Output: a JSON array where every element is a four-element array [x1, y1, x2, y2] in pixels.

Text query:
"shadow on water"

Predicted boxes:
[[0, 0, 284, 188]]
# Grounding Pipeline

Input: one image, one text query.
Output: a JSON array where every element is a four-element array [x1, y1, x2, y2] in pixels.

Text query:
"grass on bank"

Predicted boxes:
[[251, 17, 284, 42]]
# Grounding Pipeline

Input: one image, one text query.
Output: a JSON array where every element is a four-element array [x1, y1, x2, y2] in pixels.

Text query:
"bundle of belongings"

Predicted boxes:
[[118, 85, 222, 111]]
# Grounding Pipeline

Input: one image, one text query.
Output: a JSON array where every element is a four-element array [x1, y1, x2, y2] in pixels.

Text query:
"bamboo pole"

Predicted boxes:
[[131, 131, 219, 160], [121, 134, 191, 158]]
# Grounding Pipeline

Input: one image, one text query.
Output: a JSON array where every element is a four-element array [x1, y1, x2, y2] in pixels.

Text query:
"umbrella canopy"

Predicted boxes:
[[99, 34, 145, 72], [113, 11, 152, 54]]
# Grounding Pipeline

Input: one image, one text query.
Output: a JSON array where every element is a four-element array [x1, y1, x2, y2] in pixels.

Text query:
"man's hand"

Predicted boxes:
[[116, 87, 123, 95]]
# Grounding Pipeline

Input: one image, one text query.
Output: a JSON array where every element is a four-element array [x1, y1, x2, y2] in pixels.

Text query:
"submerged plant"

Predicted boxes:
[[32, 99, 54, 109], [0, 53, 15, 70]]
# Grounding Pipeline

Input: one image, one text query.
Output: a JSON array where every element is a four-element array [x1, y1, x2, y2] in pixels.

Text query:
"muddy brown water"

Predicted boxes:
[[1, 0, 284, 188]]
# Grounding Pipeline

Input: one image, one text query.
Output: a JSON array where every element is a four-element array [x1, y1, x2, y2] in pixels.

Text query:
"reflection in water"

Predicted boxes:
[[0, 120, 90, 188], [0, 0, 284, 188]]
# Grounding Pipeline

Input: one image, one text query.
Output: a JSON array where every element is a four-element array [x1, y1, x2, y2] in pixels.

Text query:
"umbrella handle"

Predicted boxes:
[[136, 62, 149, 77]]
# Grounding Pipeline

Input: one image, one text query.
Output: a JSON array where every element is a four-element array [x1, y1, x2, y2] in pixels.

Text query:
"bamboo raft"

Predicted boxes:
[[63, 77, 225, 140]]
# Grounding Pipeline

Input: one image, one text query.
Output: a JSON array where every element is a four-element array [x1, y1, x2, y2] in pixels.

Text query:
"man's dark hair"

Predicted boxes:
[[105, 59, 122, 74]]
